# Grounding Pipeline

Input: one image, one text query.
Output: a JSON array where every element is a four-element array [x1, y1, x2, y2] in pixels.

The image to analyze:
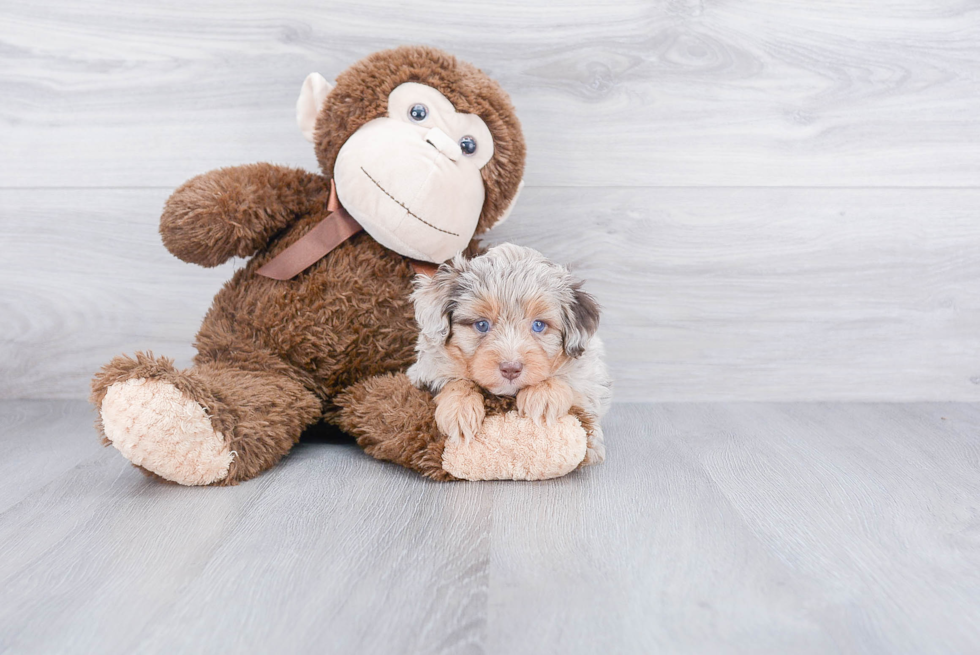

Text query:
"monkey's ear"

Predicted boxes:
[[561, 283, 600, 358], [411, 256, 466, 342], [296, 73, 334, 143]]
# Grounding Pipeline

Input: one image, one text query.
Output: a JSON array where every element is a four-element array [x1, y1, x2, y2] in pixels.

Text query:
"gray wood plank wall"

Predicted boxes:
[[2, 0, 979, 400]]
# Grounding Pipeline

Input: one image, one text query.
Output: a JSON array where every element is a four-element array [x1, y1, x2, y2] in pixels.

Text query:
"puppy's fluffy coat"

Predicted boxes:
[[408, 243, 611, 464]]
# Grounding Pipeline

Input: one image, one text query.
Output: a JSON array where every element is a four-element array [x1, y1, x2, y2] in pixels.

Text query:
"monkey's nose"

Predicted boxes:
[[425, 128, 462, 162], [499, 361, 523, 381]]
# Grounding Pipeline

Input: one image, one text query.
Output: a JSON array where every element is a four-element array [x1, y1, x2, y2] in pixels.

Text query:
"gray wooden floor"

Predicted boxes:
[[2, 401, 978, 654]]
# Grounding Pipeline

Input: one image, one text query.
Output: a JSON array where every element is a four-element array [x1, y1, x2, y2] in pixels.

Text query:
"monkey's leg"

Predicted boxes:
[[91, 353, 321, 485], [333, 372, 457, 481], [334, 373, 591, 481]]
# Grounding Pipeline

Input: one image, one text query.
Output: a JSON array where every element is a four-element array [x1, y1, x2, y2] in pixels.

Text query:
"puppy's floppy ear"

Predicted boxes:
[[561, 282, 600, 358], [411, 256, 464, 342]]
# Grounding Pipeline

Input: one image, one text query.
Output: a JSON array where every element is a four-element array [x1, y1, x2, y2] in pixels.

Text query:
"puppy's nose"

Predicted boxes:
[[499, 361, 523, 381]]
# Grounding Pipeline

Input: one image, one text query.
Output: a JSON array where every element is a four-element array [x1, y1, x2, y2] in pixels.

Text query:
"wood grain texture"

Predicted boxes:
[[0, 400, 492, 655], [0, 401, 105, 514], [0, 189, 236, 399], [483, 402, 980, 654], [2, 0, 980, 187], [1, 400, 978, 653], [4, 187, 979, 401], [2, 2, 979, 401], [494, 187, 980, 401]]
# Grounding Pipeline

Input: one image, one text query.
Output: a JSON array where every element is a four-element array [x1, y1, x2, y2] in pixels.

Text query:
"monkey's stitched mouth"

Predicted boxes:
[[360, 167, 460, 237]]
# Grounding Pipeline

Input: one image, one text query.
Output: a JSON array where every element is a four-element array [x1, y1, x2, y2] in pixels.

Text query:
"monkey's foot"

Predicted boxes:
[[442, 412, 587, 481], [100, 378, 233, 486]]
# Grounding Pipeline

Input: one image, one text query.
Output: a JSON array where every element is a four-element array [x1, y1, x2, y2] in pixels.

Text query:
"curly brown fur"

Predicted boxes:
[[196, 229, 420, 398], [334, 373, 456, 481], [94, 210, 424, 483], [161, 164, 331, 267]]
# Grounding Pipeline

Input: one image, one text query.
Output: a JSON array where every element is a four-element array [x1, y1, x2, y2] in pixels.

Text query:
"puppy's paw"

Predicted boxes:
[[582, 439, 606, 466], [434, 380, 486, 442], [517, 378, 573, 426]]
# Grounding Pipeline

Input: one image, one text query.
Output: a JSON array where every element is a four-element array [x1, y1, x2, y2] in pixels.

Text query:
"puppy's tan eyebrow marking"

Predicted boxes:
[[524, 295, 559, 324], [469, 297, 501, 322], [360, 167, 460, 237]]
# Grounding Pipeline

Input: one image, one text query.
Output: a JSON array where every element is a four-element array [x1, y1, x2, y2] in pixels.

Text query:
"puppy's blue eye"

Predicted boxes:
[[459, 136, 477, 155], [409, 104, 428, 121], [532, 320, 546, 333], [474, 320, 491, 333]]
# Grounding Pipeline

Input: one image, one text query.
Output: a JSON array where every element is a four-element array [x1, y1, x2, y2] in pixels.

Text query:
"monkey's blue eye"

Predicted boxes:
[[474, 320, 490, 333], [532, 320, 546, 333], [459, 136, 477, 155], [409, 104, 428, 121]]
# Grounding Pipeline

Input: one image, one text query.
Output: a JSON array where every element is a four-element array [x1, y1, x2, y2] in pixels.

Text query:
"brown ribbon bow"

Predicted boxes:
[[256, 179, 440, 280], [257, 179, 363, 280]]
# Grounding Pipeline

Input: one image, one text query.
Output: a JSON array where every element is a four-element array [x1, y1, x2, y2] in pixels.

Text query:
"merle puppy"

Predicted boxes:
[[408, 243, 611, 465]]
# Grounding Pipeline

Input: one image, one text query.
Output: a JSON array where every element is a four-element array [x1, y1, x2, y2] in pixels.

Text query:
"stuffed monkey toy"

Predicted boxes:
[[91, 46, 595, 485]]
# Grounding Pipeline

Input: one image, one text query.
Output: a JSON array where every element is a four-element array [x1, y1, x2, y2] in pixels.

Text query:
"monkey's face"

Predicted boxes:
[[333, 83, 495, 263], [306, 47, 525, 264]]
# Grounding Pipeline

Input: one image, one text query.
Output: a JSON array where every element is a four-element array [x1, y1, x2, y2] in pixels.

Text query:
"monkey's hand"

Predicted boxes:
[[160, 163, 329, 267], [434, 380, 486, 443], [517, 378, 574, 427]]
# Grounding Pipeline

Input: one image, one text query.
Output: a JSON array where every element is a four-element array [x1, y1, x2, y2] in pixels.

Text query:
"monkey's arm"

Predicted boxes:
[[160, 163, 330, 267]]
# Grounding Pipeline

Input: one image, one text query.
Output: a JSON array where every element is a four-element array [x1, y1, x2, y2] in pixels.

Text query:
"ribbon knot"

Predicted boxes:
[[257, 179, 363, 280]]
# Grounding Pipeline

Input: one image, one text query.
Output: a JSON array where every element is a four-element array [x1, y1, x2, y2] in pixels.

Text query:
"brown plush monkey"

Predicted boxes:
[[90, 46, 592, 485]]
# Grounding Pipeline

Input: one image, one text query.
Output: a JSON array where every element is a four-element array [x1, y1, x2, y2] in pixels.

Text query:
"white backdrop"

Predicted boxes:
[[2, 0, 979, 401]]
